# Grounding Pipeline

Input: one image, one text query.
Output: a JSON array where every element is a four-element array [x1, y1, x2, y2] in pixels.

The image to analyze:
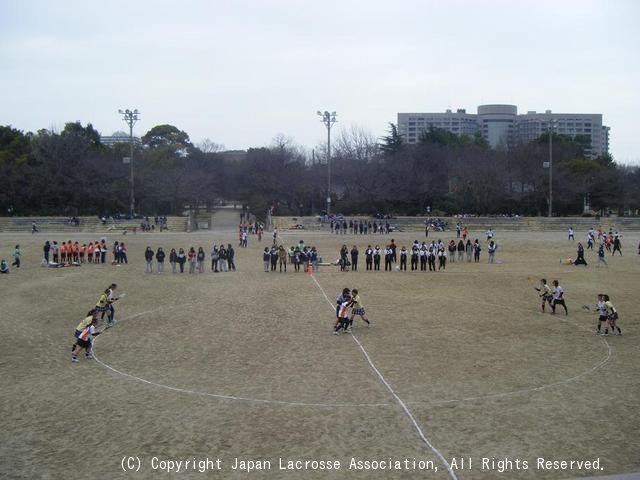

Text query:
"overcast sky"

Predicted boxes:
[[1, 0, 639, 164]]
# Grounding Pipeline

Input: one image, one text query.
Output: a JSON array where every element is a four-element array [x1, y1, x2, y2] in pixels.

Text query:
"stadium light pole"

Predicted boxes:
[[317, 110, 337, 216], [119, 109, 140, 217], [548, 124, 553, 217]]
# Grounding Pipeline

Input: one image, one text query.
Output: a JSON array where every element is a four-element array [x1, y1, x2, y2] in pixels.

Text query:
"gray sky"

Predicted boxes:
[[1, 0, 639, 164]]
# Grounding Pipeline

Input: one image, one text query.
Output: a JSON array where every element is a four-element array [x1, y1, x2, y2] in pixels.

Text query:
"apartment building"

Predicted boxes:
[[397, 104, 610, 157]]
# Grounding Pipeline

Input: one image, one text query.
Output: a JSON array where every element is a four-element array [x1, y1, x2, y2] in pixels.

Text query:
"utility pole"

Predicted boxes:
[[316, 110, 337, 216], [119, 109, 140, 217]]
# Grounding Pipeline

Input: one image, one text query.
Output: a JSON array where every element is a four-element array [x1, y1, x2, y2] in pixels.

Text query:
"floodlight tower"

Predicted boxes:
[[542, 118, 555, 217], [317, 110, 337, 216], [548, 124, 553, 218], [118, 108, 140, 217]]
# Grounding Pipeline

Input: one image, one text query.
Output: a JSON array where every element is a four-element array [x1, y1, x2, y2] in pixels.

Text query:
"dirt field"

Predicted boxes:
[[0, 227, 638, 480]]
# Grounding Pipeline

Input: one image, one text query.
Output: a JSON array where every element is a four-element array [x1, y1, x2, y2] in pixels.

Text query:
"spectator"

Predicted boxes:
[[211, 245, 219, 272], [169, 248, 178, 273], [177, 248, 187, 273], [43, 241, 51, 263], [197, 247, 206, 273], [227, 244, 236, 271], [156, 247, 166, 273], [12, 245, 21, 269], [144, 247, 154, 273], [188, 247, 197, 274]]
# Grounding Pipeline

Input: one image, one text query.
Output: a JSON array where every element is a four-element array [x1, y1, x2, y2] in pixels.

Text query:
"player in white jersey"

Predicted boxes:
[[334, 295, 353, 335], [594, 294, 608, 335], [71, 316, 102, 362], [551, 280, 568, 315]]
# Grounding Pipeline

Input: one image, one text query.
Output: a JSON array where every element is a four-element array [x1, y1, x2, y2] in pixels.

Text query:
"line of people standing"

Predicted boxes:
[[42, 239, 125, 265], [143, 244, 236, 273], [330, 218, 395, 235], [340, 238, 492, 273], [263, 243, 320, 273]]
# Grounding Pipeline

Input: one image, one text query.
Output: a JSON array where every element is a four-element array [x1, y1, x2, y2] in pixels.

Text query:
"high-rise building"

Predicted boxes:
[[397, 104, 610, 157], [513, 110, 609, 159]]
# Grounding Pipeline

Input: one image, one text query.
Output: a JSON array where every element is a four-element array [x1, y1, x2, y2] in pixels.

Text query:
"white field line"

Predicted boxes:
[[310, 274, 458, 480], [91, 309, 391, 408], [406, 299, 613, 406], [413, 328, 612, 406], [90, 278, 611, 480]]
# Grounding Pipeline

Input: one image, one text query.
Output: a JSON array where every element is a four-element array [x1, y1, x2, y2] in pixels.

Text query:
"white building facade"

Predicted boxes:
[[398, 104, 610, 158], [100, 131, 141, 147]]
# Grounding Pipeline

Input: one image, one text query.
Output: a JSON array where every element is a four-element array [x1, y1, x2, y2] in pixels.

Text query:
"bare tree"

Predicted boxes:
[[333, 125, 380, 163], [197, 138, 225, 153]]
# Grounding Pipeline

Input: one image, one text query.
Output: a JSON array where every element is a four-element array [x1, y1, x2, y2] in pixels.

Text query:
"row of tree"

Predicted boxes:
[[0, 122, 638, 218]]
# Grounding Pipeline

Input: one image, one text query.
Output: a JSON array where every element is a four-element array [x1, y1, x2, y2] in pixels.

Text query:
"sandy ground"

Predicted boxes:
[[0, 228, 638, 480]]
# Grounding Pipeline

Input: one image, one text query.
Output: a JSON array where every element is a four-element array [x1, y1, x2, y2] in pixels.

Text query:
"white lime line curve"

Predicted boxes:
[[405, 298, 613, 406], [413, 339, 611, 406], [91, 281, 611, 480], [310, 274, 458, 480], [91, 308, 391, 409]]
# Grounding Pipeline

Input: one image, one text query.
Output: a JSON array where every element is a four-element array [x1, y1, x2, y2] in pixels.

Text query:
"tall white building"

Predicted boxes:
[[397, 104, 610, 158]]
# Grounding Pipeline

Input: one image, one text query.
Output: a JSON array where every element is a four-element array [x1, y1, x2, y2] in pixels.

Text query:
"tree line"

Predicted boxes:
[[0, 121, 638, 218]]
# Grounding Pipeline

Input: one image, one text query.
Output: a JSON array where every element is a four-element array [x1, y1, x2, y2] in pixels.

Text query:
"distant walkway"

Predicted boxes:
[[271, 215, 640, 233], [3, 214, 640, 234], [211, 207, 243, 232], [0, 216, 188, 234]]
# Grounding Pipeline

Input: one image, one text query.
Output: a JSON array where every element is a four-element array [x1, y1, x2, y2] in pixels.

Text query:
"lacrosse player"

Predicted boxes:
[[603, 295, 622, 336], [334, 289, 352, 335], [536, 279, 553, 313], [349, 289, 371, 328], [595, 294, 608, 335], [71, 316, 102, 362], [551, 280, 568, 315]]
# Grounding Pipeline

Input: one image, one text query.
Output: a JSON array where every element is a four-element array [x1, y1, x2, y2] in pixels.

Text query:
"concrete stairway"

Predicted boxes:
[[210, 207, 242, 232]]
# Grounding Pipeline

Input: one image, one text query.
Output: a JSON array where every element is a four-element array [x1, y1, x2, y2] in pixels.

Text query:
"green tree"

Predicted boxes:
[[61, 121, 103, 149], [419, 126, 469, 148], [0, 126, 35, 214], [379, 123, 403, 155], [142, 124, 192, 150]]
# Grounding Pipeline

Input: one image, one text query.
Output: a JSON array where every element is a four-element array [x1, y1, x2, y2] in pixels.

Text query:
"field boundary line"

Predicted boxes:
[[91, 308, 392, 409], [310, 274, 458, 480], [407, 300, 613, 406], [414, 338, 611, 406]]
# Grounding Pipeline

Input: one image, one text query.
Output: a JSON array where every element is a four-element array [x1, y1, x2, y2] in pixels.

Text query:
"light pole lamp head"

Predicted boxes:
[[317, 110, 337, 126], [119, 108, 140, 127]]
